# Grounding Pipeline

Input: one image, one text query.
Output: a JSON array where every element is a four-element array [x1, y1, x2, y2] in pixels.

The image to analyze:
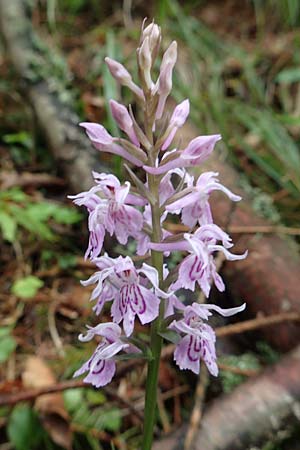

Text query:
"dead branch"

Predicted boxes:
[[216, 311, 300, 337], [0, 378, 144, 423], [0, 0, 106, 192], [184, 368, 208, 450], [154, 345, 300, 450], [0, 171, 66, 190], [0, 379, 86, 406], [165, 222, 300, 236], [228, 224, 300, 236]]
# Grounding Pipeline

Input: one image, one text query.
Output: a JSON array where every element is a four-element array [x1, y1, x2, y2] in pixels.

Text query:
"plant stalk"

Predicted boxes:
[[141, 172, 164, 450]]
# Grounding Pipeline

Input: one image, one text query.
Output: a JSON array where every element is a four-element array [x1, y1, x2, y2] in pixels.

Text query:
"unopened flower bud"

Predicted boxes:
[[105, 57, 145, 101], [105, 57, 132, 85], [160, 41, 177, 75], [156, 64, 173, 119], [161, 99, 190, 150], [155, 41, 178, 119], [110, 99, 139, 146], [171, 99, 190, 128], [138, 37, 152, 89], [141, 22, 161, 58]]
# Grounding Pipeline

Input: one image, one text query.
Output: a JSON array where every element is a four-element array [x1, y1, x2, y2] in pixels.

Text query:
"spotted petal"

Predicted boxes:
[[174, 335, 200, 374]]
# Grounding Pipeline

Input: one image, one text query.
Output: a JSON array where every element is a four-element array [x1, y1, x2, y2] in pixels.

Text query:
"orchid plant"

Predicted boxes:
[[69, 21, 247, 450]]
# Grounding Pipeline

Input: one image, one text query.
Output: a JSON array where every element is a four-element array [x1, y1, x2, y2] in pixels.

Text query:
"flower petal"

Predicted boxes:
[[80, 122, 113, 144], [123, 308, 136, 337], [174, 335, 200, 374], [84, 359, 116, 388], [134, 285, 160, 325], [208, 245, 248, 261], [192, 302, 246, 318]]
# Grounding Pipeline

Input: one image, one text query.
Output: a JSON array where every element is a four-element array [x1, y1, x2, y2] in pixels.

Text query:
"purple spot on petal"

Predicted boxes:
[[187, 336, 201, 362], [135, 286, 146, 314], [92, 359, 106, 375], [189, 256, 198, 281]]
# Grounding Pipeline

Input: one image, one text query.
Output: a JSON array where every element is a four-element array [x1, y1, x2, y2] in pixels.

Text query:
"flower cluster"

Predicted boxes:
[[70, 21, 246, 388]]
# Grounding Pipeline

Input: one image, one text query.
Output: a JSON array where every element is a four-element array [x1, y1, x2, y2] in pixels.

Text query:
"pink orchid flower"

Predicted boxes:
[[170, 302, 245, 375]]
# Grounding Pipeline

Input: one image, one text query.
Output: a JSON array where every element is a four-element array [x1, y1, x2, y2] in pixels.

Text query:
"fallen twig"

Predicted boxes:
[[228, 224, 300, 236], [105, 386, 144, 423], [0, 171, 65, 190], [184, 368, 208, 450], [0, 379, 86, 406], [0, 378, 144, 423], [48, 302, 66, 358], [157, 389, 172, 433], [165, 222, 300, 236], [71, 423, 123, 448], [216, 311, 300, 338]]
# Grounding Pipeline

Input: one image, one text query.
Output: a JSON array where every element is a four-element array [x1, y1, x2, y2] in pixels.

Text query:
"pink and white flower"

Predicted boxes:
[[73, 322, 130, 387], [69, 172, 144, 259], [82, 255, 169, 336], [170, 302, 245, 375], [150, 224, 247, 297], [166, 171, 241, 227], [93, 173, 144, 246]]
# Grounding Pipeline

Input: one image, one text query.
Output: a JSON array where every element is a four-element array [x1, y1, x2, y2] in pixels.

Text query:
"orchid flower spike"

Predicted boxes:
[[72, 19, 248, 418]]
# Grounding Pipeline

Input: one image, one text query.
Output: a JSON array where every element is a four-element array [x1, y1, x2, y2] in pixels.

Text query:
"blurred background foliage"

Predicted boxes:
[[0, 0, 300, 449]]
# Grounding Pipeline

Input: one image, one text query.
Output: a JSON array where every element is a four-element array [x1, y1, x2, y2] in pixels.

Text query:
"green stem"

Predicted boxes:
[[141, 173, 164, 450]]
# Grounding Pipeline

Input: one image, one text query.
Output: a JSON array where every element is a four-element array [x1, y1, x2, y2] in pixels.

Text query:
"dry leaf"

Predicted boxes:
[[22, 356, 72, 450], [57, 284, 91, 319]]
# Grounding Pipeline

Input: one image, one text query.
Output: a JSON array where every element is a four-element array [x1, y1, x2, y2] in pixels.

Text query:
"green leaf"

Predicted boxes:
[[58, 253, 77, 269], [63, 388, 85, 413], [97, 408, 122, 432], [25, 202, 82, 225], [9, 204, 55, 241], [50, 205, 82, 224], [86, 390, 106, 406], [114, 352, 149, 361], [158, 329, 181, 344], [219, 353, 261, 393], [276, 67, 300, 84], [0, 211, 17, 242], [25, 202, 56, 222], [276, 113, 300, 126], [0, 327, 12, 338], [256, 341, 280, 364], [11, 276, 44, 299], [7, 405, 44, 450], [0, 328, 16, 362], [3, 131, 33, 149], [0, 187, 28, 202]]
